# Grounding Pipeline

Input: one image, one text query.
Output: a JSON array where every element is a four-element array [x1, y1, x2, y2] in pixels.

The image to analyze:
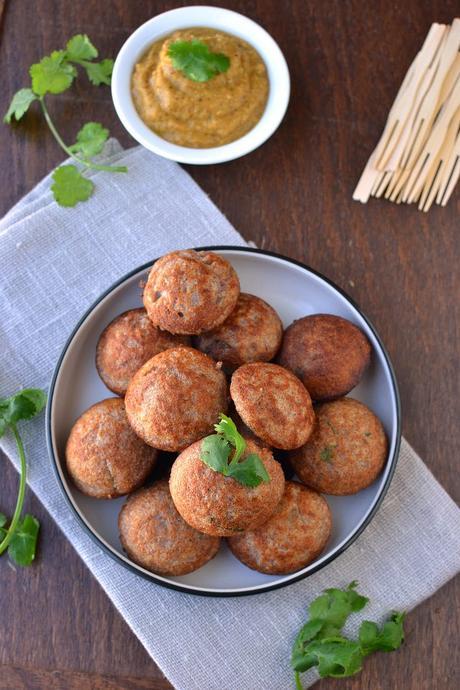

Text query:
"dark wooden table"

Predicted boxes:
[[1, 1, 459, 688]]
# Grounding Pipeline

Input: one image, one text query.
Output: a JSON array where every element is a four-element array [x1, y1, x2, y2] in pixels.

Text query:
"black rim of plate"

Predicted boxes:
[[46, 246, 402, 598]]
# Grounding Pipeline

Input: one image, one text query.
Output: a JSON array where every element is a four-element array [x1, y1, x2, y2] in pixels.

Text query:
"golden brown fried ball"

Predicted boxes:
[[194, 293, 283, 371], [169, 438, 285, 537], [125, 346, 228, 452], [66, 398, 157, 498], [96, 308, 190, 395], [289, 398, 387, 495], [278, 314, 371, 401], [118, 480, 220, 576], [230, 362, 315, 450], [228, 481, 331, 574], [143, 249, 240, 335]]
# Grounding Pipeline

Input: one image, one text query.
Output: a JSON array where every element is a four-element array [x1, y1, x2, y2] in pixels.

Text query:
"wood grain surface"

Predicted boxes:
[[0, 1, 459, 689]]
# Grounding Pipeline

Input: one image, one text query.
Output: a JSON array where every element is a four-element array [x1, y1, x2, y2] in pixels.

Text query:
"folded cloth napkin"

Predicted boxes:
[[1, 141, 459, 690]]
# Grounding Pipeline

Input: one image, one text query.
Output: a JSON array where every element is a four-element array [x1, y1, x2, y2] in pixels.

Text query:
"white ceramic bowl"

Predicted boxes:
[[111, 6, 290, 164], [46, 248, 401, 597]]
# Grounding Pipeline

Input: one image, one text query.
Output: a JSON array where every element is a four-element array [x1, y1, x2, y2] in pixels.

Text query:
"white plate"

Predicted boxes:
[[46, 248, 401, 596]]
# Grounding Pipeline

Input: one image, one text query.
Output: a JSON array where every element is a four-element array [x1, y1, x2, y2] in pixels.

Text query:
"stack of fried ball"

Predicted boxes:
[[65, 249, 388, 577]]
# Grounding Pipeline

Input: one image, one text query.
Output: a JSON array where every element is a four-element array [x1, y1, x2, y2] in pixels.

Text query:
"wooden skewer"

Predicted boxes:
[[373, 171, 393, 197], [436, 125, 460, 203], [440, 156, 460, 206], [352, 152, 382, 203], [385, 168, 404, 199], [373, 23, 446, 170], [397, 29, 449, 171], [372, 24, 446, 166], [383, 55, 442, 174], [370, 170, 387, 196], [388, 168, 411, 201], [388, 55, 460, 202], [437, 53, 460, 108], [402, 18, 460, 170], [402, 73, 460, 202], [352, 23, 446, 204], [419, 105, 460, 211], [384, 168, 402, 198], [438, 123, 460, 205], [353, 20, 460, 211]]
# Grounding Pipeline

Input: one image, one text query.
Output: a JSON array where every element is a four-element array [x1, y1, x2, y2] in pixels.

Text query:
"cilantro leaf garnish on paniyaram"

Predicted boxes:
[[168, 39, 230, 82], [200, 414, 270, 488]]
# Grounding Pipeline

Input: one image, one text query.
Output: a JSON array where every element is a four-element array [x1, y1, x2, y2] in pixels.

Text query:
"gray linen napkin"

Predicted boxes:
[[1, 141, 459, 690]]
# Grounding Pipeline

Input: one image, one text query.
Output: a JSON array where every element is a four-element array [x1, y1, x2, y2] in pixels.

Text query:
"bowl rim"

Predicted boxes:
[[46, 246, 402, 598], [111, 5, 290, 165]]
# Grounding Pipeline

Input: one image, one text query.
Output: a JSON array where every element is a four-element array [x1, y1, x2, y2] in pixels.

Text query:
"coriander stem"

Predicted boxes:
[[0, 426, 26, 554], [229, 437, 245, 467], [39, 97, 127, 173], [72, 58, 95, 69], [294, 671, 303, 690]]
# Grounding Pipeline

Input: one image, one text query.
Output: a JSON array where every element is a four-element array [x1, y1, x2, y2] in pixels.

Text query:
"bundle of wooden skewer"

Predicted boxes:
[[353, 19, 460, 211]]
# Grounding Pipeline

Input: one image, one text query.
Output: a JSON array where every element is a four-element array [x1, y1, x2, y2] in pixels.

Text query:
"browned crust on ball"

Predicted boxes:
[[143, 250, 240, 335], [125, 346, 228, 451], [278, 314, 371, 401], [118, 480, 220, 575], [232, 409, 271, 449], [230, 363, 315, 450], [169, 439, 285, 536], [194, 293, 283, 371], [65, 398, 157, 498], [289, 398, 388, 495], [96, 308, 190, 395], [228, 481, 331, 574]]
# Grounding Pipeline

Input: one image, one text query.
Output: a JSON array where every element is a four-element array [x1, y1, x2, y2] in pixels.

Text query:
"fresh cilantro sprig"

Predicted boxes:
[[292, 581, 405, 687], [0, 513, 40, 567], [168, 39, 230, 82], [4, 34, 127, 208], [359, 611, 405, 654], [0, 388, 46, 566], [200, 414, 270, 488]]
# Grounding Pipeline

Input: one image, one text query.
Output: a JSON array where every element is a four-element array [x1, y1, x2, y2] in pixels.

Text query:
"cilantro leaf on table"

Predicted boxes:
[[83, 59, 114, 86], [200, 413, 270, 487], [51, 165, 94, 207], [168, 39, 230, 82], [0, 388, 46, 567], [7, 514, 40, 566], [3, 88, 37, 123], [30, 51, 77, 96], [291, 582, 405, 686], [65, 34, 98, 61], [64, 35, 113, 85], [69, 122, 109, 158], [4, 34, 125, 207]]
